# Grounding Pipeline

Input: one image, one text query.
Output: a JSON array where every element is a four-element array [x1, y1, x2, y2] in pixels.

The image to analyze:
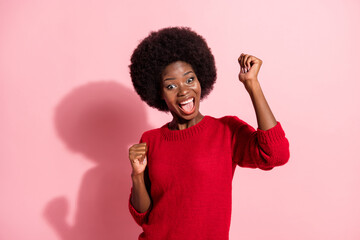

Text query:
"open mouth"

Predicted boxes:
[[178, 98, 195, 115]]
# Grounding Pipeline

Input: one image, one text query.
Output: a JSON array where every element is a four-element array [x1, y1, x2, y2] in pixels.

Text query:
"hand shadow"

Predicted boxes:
[[43, 81, 152, 239]]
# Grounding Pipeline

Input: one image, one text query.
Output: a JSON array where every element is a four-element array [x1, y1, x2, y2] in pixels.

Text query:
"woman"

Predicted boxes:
[[128, 27, 290, 240]]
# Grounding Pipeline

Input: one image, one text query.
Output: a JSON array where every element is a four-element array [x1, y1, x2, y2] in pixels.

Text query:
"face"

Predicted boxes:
[[161, 61, 201, 121]]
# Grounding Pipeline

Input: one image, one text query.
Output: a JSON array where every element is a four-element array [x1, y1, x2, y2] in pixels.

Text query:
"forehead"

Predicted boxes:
[[162, 61, 194, 77]]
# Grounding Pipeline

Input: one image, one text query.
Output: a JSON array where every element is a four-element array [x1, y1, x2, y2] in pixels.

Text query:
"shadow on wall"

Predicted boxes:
[[43, 81, 152, 240]]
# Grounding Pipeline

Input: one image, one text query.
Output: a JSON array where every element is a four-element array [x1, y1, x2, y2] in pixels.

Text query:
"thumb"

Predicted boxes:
[[142, 156, 147, 165], [138, 155, 147, 165]]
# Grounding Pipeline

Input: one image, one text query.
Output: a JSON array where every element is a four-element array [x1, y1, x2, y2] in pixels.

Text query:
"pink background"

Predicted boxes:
[[1, 0, 360, 239]]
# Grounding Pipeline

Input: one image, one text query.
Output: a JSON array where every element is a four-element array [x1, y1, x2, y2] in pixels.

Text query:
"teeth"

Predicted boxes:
[[180, 98, 194, 105]]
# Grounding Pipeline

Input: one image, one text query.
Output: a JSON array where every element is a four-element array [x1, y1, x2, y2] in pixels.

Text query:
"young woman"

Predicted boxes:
[[128, 27, 290, 240]]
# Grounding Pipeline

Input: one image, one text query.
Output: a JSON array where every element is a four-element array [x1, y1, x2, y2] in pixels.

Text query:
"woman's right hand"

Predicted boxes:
[[129, 142, 148, 177]]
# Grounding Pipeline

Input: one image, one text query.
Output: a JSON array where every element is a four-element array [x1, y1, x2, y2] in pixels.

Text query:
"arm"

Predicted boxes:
[[230, 117, 289, 170], [128, 142, 152, 226], [234, 53, 289, 169], [247, 81, 277, 131], [238, 53, 276, 130], [131, 172, 151, 213]]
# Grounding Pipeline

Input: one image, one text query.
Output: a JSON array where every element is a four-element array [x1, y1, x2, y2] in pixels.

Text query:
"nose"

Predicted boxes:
[[177, 83, 189, 96]]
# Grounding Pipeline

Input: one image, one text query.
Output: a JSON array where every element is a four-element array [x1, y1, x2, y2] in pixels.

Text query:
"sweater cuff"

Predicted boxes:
[[128, 187, 151, 225], [256, 121, 286, 144]]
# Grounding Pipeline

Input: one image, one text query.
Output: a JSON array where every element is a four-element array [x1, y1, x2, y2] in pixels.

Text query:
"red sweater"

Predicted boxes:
[[129, 115, 290, 240]]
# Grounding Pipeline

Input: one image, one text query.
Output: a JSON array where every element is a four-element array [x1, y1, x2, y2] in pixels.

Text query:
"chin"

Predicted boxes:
[[175, 107, 201, 121], [167, 96, 201, 121]]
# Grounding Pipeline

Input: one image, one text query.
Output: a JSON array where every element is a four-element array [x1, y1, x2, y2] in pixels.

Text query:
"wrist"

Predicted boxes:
[[131, 172, 145, 182], [244, 79, 261, 94]]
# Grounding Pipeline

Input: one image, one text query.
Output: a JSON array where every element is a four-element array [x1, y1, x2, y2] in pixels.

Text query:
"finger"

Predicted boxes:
[[238, 53, 244, 68], [129, 149, 145, 156], [238, 56, 242, 73], [130, 156, 139, 164], [129, 150, 144, 157], [129, 152, 146, 160], [238, 54, 242, 64], [130, 153, 145, 162], [246, 55, 254, 72], [129, 144, 147, 149], [130, 149, 147, 154], [240, 65, 244, 74], [140, 156, 147, 165], [134, 156, 147, 165], [241, 53, 246, 68], [244, 55, 252, 71], [139, 143, 148, 153], [129, 146, 147, 155], [244, 54, 251, 72], [238, 56, 242, 71]]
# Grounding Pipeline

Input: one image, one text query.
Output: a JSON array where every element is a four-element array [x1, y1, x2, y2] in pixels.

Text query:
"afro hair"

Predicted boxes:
[[129, 26, 217, 112]]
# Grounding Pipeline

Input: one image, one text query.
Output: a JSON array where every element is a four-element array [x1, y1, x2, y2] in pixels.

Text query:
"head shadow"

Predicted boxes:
[[43, 80, 152, 239]]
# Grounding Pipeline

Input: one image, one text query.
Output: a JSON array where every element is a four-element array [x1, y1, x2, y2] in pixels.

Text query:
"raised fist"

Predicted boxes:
[[129, 142, 148, 176]]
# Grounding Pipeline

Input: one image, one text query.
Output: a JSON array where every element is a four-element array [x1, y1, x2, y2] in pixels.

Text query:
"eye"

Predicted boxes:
[[186, 77, 194, 84], [166, 84, 176, 90]]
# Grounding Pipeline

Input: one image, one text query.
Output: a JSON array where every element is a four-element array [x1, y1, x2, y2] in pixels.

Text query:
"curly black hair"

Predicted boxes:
[[129, 26, 217, 112]]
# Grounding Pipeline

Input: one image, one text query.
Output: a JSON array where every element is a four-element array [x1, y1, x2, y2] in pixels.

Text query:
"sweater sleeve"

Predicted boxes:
[[128, 187, 152, 226], [229, 116, 290, 170], [128, 132, 152, 226]]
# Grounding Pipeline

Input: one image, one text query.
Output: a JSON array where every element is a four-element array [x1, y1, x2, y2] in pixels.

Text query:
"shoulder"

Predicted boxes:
[[209, 115, 250, 127], [207, 115, 255, 135], [139, 125, 164, 143], [141, 123, 172, 142]]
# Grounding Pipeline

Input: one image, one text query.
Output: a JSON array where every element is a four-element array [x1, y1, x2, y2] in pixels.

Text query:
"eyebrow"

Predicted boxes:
[[163, 71, 193, 81]]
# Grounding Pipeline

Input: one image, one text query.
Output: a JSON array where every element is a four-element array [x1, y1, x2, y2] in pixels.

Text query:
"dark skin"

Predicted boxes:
[[129, 54, 277, 213], [161, 61, 204, 130], [238, 53, 277, 130]]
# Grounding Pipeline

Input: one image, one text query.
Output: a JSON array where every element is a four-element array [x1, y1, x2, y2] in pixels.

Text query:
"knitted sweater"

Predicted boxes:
[[128, 115, 290, 240]]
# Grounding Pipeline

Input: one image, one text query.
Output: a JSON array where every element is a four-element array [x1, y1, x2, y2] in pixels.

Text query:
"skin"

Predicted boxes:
[[129, 54, 277, 213], [161, 61, 204, 130], [238, 53, 277, 130]]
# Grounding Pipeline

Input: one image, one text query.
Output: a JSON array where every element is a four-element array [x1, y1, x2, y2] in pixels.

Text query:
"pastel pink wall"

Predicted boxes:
[[1, 0, 359, 239]]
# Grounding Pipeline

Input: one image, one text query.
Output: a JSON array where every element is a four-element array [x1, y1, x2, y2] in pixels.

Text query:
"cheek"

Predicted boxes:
[[194, 82, 201, 94], [161, 87, 169, 100], [162, 91, 175, 104]]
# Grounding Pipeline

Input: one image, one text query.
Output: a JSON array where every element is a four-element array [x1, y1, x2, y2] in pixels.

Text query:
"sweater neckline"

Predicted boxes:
[[160, 115, 211, 141]]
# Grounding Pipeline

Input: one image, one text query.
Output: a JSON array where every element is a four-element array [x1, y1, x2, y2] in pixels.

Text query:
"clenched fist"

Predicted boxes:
[[129, 142, 148, 177], [238, 53, 262, 92]]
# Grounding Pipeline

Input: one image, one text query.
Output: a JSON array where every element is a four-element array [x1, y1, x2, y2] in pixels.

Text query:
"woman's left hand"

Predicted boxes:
[[238, 53, 262, 91]]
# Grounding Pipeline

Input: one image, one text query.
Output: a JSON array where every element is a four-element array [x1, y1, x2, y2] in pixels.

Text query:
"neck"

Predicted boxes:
[[169, 112, 204, 130]]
